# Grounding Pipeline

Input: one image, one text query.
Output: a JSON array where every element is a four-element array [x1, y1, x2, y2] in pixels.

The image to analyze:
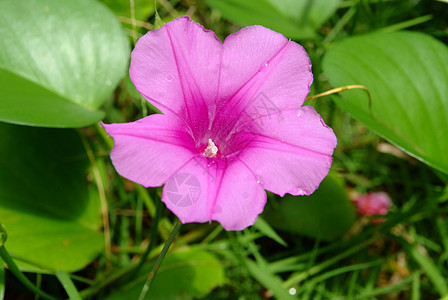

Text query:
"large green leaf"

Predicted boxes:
[[0, 69, 105, 128], [0, 0, 130, 128], [106, 248, 225, 299], [203, 0, 340, 40], [323, 31, 448, 174], [0, 123, 103, 272], [263, 175, 355, 241]]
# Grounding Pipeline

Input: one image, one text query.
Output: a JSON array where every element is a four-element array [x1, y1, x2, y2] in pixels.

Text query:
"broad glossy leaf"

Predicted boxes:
[[0, 69, 104, 128], [323, 31, 448, 174], [0, 0, 129, 127], [263, 175, 355, 241], [106, 248, 225, 299], [0, 123, 103, 272], [203, 0, 340, 40]]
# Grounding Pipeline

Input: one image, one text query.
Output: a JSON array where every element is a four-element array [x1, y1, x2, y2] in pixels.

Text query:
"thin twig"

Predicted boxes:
[[307, 84, 423, 155], [79, 130, 112, 270], [306, 84, 376, 122], [158, 0, 178, 18], [129, 0, 137, 44], [118, 16, 153, 30]]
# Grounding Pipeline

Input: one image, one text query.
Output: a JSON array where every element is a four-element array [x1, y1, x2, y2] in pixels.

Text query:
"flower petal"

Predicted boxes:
[[162, 157, 266, 230], [219, 25, 312, 110], [238, 106, 337, 197], [211, 25, 313, 141], [130, 16, 222, 124], [102, 114, 195, 187]]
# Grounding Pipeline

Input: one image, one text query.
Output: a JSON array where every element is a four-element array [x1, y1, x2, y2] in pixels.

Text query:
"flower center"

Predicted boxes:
[[203, 138, 218, 158]]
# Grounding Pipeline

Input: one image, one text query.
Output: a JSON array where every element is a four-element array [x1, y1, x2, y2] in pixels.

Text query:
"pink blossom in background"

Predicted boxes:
[[355, 192, 392, 219], [102, 16, 337, 230]]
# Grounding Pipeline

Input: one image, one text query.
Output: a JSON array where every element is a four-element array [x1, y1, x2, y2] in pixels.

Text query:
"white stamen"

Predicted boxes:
[[203, 138, 218, 158]]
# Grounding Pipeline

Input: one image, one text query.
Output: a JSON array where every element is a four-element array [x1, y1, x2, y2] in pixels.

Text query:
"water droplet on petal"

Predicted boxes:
[[166, 74, 173, 81], [255, 175, 263, 185], [264, 62, 268, 67], [297, 109, 302, 117], [298, 188, 304, 194]]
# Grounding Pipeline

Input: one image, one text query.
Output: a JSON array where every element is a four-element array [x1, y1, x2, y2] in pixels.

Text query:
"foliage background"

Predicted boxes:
[[0, 0, 448, 299]]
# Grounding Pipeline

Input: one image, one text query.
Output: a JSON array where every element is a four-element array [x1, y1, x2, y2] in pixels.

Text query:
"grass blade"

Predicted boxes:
[[55, 271, 81, 300]]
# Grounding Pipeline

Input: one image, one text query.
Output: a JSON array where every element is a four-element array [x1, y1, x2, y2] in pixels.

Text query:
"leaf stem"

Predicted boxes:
[[138, 220, 182, 300]]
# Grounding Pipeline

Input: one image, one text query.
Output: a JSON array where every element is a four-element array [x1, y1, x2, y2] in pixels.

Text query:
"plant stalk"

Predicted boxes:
[[138, 220, 182, 300]]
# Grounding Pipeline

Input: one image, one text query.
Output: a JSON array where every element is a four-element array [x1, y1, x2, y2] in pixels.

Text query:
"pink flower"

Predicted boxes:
[[102, 17, 336, 230], [355, 192, 392, 217]]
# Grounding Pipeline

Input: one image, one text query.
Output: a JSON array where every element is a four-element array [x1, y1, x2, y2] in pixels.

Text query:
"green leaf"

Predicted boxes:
[[263, 175, 355, 241], [105, 248, 225, 299], [265, 0, 340, 29], [409, 244, 448, 296], [245, 259, 295, 300], [0, 258, 4, 299], [322, 31, 448, 174], [0, 123, 103, 272], [253, 216, 287, 247], [0, 0, 130, 128], [203, 0, 340, 40], [0, 69, 105, 128]]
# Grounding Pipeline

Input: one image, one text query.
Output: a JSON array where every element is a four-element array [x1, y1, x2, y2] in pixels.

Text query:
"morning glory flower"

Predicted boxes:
[[102, 16, 337, 230]]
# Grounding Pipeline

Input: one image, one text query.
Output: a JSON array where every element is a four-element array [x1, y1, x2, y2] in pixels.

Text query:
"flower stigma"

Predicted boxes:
[[203, 138, 219, 158]]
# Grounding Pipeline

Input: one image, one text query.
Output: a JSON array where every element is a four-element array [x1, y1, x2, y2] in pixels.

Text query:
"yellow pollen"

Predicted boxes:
[[203, 138, 218, 158]]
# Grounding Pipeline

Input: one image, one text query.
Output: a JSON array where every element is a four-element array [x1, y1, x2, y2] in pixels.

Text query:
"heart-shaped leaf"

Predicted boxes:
[[105, 248, 225, 299], [263, 175, 355, 241], [0, 123, 103, 272], [323, 31, 448, 174], [0, 0, 130, 128]]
